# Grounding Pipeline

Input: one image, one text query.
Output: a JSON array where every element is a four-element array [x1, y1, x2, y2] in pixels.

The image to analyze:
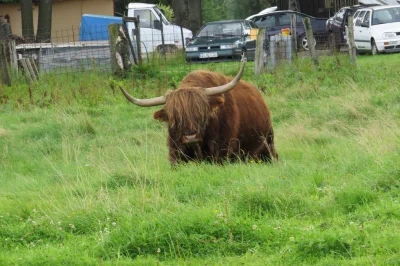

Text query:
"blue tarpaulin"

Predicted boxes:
[[79, 14, 122, 41]]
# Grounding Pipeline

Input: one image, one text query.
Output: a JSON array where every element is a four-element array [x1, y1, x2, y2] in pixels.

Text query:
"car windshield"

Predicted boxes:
[[197, 22, 243, 37], [372, 7, 400, 25]]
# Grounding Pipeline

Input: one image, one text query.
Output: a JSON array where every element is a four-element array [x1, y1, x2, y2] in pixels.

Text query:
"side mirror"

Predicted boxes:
[[360, 22, 369, 28], [154, 20, 162, 30]]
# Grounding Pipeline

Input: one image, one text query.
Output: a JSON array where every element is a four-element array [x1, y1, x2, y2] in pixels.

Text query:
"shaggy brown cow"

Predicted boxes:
[[119, 59, 278, 164]]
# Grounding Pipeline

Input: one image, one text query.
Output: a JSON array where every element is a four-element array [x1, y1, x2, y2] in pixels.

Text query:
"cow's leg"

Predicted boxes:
[[252, 134, 278, 162], [266, 130, 278, 161]]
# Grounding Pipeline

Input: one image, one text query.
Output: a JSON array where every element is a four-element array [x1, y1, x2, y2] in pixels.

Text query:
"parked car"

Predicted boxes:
[[325, 5, 376, 51], [185, 20, 259, 63], [352, 5, 400, 54], [247, 9, 329, 51]]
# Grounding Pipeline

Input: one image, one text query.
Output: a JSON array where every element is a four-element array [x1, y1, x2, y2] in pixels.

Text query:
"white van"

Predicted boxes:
[[126, 3, 193, 53]]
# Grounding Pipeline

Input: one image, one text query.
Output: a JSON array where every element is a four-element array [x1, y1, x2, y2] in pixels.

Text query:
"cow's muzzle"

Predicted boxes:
[[182, 134, 201, 145]]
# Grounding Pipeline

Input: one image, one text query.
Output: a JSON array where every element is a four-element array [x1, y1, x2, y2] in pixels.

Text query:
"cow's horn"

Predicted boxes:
[[119, 86, 166, 107], [204, 58, 246, 96]]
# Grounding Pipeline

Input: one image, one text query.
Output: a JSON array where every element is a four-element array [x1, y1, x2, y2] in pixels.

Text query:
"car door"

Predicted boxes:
[[275, 12, 292, 33], [332, 8, 346, 34], [243, 21, 257, 59], [254, 14, 279, 36], [133, 9, 162, 52], [295, 14, 306, 37], [354, 10, 371, 50]]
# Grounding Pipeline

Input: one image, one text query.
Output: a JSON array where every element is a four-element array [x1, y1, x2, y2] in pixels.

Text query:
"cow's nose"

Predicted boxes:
[[182, 134, 201, 145]]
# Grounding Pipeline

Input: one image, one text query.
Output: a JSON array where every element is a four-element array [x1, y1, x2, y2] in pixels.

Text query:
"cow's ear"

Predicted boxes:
[[209, 96, 224, 112], [153, 109, 168, 122]]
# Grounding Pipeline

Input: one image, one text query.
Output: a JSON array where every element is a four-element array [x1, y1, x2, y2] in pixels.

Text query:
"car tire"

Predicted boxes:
[[157, 44, 177, 54], [299, 34, 316, 51], [371, 39, 379, 55], [328, 33, 340, 52]]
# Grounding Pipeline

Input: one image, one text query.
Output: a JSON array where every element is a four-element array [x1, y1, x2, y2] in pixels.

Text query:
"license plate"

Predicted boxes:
[[389, 41, 397, 45], [199, 52, 218, 58]]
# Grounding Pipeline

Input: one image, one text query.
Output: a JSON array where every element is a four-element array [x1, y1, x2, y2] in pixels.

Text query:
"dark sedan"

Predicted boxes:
[[248, 10, 329, 51], [185, 20, 259, 63]]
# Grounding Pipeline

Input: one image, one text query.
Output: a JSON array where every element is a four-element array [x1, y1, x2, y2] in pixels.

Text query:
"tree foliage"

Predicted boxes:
[[202, 0, 275, 23], [202, 0, 230, 24], [115, 0, 172, 16]]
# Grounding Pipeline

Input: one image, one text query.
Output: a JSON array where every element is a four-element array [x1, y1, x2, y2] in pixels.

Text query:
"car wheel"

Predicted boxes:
[[299, 34, 316, 51], [371, 39, 379, 55], [328, 33, 340, 52], [157, 44, 177, 54]]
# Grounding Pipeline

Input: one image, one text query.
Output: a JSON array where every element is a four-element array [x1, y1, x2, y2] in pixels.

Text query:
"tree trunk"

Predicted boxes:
[[171, 0, 202, 34], [36, 0, 52, 43], [0, 41, 11, 86], [20, 0, 35, 43], [108, 23, 131, 77]]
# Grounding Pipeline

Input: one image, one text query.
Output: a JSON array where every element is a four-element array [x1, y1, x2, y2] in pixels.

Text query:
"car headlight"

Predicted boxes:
[[186, 46, 198, 52], [220, 44, 234, 49], [383, 32, 397, 39], [232, 40, 242, 49]]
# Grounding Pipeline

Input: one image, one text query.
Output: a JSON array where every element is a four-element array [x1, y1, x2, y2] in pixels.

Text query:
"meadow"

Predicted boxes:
[[0, 53, 399, 265]]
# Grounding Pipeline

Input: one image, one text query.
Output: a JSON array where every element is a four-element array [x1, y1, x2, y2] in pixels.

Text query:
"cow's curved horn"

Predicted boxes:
[[204, 58, 246, 96], [119, 86, 166, 107]]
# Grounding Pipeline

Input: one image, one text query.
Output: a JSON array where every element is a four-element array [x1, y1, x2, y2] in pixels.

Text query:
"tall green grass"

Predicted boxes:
[[0, 54, 399, 265]]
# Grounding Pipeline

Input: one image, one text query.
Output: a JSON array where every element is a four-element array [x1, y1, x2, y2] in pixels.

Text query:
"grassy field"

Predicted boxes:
[[0, 53, 399, 265]]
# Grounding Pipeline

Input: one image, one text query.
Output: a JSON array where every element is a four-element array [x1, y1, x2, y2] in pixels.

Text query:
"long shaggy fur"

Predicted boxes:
[[164, 88, 210, 140], [154, 69, 278, 164]]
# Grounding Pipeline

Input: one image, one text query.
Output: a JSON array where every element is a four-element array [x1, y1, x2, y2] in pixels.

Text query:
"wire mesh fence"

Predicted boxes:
[[1, 19, 357, 82]]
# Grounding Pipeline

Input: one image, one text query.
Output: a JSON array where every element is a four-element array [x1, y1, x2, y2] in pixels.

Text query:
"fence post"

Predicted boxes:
[[180, 26, 185, 50], [348, 16, 357, 65], [291, 14, 297, 56], [9, 39, 18, 74], [134, 16, 142, 66], [302, 17, 318, 65], [108, 23, 132, 76], [122, 16, 138, 65], [255, 28, 266, 75], [0, 41, 11, 86], [160, 19, 166, 55]]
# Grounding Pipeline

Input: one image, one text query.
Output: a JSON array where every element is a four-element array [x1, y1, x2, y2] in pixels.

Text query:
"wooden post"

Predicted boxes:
[[108, 23, 132, 76], [348, 16, 357, 65], [255, 28, 266, 75], [26, 58, 37, 82], [135, 16, 142, 66], [9, 39, 18, 74], [302, 17, 318, 65], [180, 26, 185, 49], [122, 16, 138, 65], [160, 18, 166, 55], [0, 41, 11, 86], [29, 58, 39, 78], [19, 58, 33, 82], [291, 14, 297, 56]]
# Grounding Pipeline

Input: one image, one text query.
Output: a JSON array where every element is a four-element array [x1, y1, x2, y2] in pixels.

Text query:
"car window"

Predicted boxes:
[[278, 13, 291, 26], [249, 21, 258, 28], [255, 15, 276, 27], [334, 8, 345, 23], [296, 14, 305, 23], [135, 9, 157, 29], [197, 22, 242, 37], [362, 11, 371, 25], [355, 10, 366, 26], [372, 7, 400, 25], [243, 21, 251, 29], [354, 10, 360, 18]]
